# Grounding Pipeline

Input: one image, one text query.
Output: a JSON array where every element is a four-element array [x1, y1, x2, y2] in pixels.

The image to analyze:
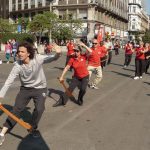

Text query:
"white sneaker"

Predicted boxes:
[[140, 76, 142, 79], [134, 76, 139, 80]]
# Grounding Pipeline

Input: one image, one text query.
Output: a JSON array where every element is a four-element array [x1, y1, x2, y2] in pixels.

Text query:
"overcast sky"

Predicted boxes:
[[145, 0, 150, 15]]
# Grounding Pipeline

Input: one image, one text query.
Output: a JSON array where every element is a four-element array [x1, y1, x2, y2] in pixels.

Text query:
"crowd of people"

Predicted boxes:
[[0, 37, 150, 146]]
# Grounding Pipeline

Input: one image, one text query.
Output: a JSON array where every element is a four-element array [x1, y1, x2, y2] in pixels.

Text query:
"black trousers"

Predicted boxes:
[[114, 48, 119, 55], [107, 51, 112, 65], [135, 59, 145, 77], [3, 86, 47, 130], [145, 58, 150, 73], [65, 55, 73, 71], [62, 75, 89, 104], [124, 54, 132, 66], [101, 56, 107, 69]]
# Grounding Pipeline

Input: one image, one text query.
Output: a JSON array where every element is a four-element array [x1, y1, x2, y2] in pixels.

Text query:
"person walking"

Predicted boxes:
[[144, 43, 150, 73], [65, 39, 75, 71], [99, 41, 108, 69], [5, 41, 12, 64], [105, 38, 113, 65], [11, 38, 18, 62], [0, 42, 61, 145], [114, 39, 120, 55], [123, 41, 134, 68], [134, 41, 147, 80]]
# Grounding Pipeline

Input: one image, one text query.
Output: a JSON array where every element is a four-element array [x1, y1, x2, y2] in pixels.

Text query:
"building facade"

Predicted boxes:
[[0, 0, 9, 19], [8, 0, 129, 40], [52, 0, 129, 40], [128, 0, 149, 40]]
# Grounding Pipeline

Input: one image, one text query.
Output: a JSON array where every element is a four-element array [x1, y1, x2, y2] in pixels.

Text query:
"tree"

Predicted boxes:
[[142, 30, 150, 43], [28, 12, 58, 43], [0, 18, 14, 33], [52, 14, 82, 44]]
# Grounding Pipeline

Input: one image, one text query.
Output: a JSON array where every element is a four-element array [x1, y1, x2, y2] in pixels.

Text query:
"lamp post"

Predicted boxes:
[[47, 0, 53, 43]]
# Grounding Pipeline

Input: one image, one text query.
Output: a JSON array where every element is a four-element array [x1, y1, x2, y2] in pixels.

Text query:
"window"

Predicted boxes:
[[133, 6, 136, 13]]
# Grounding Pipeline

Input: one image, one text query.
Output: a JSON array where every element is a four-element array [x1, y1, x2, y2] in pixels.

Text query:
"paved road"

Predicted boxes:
[[0, 50, 150, 150]]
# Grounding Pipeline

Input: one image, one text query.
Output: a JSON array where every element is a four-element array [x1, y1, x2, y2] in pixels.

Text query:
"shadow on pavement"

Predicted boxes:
[[17, 132, 50, 150], [143, 82, 150, 85], [111, 71, 133, 78], [123, 68, 135, 72], [110, 62, 124, 67], [47, 88, 77, 106], [53, 66, 64, 71]]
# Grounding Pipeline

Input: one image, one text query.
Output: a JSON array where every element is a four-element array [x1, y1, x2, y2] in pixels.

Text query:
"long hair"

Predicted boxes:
[[17, 42, 35, 59]]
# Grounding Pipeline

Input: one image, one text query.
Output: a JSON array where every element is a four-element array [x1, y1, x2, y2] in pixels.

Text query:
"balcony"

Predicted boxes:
[[58, 0, 67, 5], [68, 0, 77, 4], [78, 0, 88, 4]]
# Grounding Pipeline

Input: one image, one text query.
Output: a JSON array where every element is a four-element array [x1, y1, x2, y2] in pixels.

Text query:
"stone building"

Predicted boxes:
[[0, 0, 9, 18], [128, 0, 149, 40], [8, 0, 129, 40]]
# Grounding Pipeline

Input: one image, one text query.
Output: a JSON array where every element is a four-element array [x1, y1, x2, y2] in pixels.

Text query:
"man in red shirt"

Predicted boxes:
[[123, 41, 134, 68], [80, 39, 103, 89], [65, 39, 75, 71]]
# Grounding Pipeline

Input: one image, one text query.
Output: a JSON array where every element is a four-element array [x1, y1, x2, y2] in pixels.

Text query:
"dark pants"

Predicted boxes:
[[124, 54, 132, 66], [101, 56, 107, 69], [107, 51, 112, 65], [65, 55, 72, 71], [12, 51, 17, 62], [135, 59, 145, 77], [62, 75, 89, 104], [145, 58, 150, 73], [3, 86, 47, 130], [114, 48, 119, 55]]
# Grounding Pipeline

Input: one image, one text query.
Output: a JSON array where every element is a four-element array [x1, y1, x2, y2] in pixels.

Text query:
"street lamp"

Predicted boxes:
[[46, 0, 53, 43]]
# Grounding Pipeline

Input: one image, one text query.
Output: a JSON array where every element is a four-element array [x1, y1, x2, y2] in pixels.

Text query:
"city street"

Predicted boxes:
[[1, 50, 150, 150]]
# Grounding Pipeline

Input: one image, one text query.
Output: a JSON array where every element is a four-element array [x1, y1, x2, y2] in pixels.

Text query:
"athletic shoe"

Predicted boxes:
[[93, 86, 99, 89], [0, 135, 5, 146], [134, 76, 139, 80], [140, 76, 142, 79]]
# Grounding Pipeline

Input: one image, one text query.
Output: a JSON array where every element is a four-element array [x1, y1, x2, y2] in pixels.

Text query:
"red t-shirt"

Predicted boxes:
[[125, 44, 133, 54], [67, 43, 75, 56], [135, 47, 145, 60], [68, 55, 89, 79], [87, 47, 102, 67], [99, 45, 107, 58]]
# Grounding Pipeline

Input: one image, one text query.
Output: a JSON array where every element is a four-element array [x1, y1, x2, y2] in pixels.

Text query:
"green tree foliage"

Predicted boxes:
[[0, 33, 35, 44], [28, 12, 58, 43], [0, 18, 14, 33], [142, 30, 150, 43], [28, 12, 82, 44]]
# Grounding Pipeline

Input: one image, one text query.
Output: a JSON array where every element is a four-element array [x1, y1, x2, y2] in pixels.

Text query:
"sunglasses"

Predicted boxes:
[[92, 43, 98, 45]]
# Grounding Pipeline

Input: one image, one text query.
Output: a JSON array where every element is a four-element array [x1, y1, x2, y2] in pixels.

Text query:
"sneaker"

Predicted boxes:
[[29, 129, 40, 138], [123, 65, 127, 68], [140, 76, 142, 79], [93, 85, 99, 90], [134, 76, 139, 80], [0, 135, 5, 146]]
